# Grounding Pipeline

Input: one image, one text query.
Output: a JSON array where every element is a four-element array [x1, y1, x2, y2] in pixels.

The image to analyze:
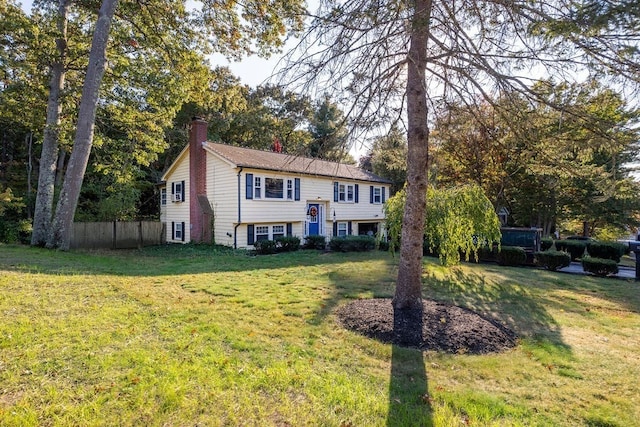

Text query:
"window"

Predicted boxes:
[[265, 178, 284, 199], [172, 180, 185, 202], [334, 182, 358, 203], [255, 226, 269, 241], [346, 185, 354, 202], [373, 187, 381, 204], [286, 179, 293, 200], [337, 222, 348, 237], [370, 185, 386, 204], [174, 222, 183, 240], [254, 177, 262, 199], [250, 175, 293, 200], [272, 225, 285, 239], [250, 224, 287, 244], [161, 188, 167, 206]]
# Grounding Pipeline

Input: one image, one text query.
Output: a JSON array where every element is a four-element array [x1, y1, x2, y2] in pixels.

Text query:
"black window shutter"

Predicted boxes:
[[171, 222, 175, 239], [247, 224, 255, 245], [354, 184, 359, 203], [382, 187, 386, 203], [333, 182, 339, 202], [246, 173, 253, 199], [348, 221, 352, 235], [333, 222, 338, 237], [286, 223, 293, 236], [181, 181, 185, 200], [171, 182, 175, 197], [181, 222, 185, 241], [294, 178, 301, 201], [370, 186, 374, 203]]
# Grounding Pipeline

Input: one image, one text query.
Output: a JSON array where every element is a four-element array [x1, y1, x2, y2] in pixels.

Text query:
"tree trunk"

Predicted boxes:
[[47, 0, 119, 250], [393, 0, 432, 311], [31, 0, 69, 246]]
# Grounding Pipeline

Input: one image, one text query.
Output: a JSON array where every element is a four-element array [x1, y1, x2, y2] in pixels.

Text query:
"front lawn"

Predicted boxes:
[[0, 244, 638, 426]]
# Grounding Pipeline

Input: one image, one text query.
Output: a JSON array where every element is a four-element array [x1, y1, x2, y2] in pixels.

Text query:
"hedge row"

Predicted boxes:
[[303, 235, 327, 250], [582, 257, 619, 277], [535, 250, 571, 271], [329, 235, 376, 252], [253, 236, 301, 255], [543, 239, 626, 262], [496, 246, 527, 266], [254, 235, 382, 253], [586, 241, 626, 263], [554, 240, 587, 261]]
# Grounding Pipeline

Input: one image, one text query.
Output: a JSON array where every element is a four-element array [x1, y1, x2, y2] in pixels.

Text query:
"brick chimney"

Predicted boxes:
[[189, 117, 209, 243]]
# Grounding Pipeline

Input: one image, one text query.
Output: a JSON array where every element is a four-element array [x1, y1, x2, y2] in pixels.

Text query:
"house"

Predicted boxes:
[[160, 117, 391, 249]]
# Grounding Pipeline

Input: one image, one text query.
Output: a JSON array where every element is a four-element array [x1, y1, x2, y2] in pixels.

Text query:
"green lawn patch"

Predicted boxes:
[[1, 244, 639, 426]]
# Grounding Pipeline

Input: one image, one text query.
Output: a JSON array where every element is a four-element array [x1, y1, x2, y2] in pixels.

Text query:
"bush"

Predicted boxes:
[[303, 235, 326, 250], [586, 241, 626, 262], [496, 246, 527, 266], [555, 240, 587, 261], [541, 238, 554, 251], [377, 239, 390, 251], [469, 245, 496, 262], [253, 239, 278, 255], [275, 236, 300, 252], [329, 235, 376, 252], [423, 237, 439, 257], [535, 250, 571, 271], [582, 257, 619, 277]]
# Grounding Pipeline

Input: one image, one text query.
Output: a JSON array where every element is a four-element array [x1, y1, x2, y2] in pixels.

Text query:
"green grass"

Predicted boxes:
[[1, 244, 639, 426]]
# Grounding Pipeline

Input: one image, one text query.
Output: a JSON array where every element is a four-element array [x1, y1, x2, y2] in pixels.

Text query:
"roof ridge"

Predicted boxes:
[[203, 141, 392, 184], [205, 141, 359, 168]]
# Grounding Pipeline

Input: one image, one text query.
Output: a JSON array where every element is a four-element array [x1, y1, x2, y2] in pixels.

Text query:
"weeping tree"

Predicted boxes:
[[278, 1, 640, 322], [385, 185, 501, 267]]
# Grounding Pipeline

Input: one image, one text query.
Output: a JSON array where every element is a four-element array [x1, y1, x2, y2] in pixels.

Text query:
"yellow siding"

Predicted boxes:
[[207, 153, 239, 247], [162, 147, 389, 248], [163, 154, 190, 243]]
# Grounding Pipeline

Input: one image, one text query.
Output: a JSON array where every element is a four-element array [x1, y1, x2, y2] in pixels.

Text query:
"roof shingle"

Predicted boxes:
[[204, 142, 391, 183]]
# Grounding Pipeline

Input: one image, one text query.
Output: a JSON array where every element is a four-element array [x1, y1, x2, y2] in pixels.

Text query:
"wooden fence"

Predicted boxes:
[[70, 221, 165, 249]]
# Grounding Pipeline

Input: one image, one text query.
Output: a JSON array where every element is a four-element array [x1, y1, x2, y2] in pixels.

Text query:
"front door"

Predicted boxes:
[[307, 203, 320, 235]]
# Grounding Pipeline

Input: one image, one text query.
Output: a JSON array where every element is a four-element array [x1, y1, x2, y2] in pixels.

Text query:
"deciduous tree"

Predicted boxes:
[[278, 0, 640, 330]]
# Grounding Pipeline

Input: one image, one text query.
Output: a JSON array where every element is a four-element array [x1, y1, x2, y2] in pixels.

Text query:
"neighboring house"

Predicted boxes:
[[160, 117, 391, 249]]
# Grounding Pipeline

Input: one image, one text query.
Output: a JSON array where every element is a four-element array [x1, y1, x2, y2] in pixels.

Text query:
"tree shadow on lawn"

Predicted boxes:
[[537, 269, 640, 317], [424, 266, 568, 348], [0, 244, 385, 278], [388, 307, 432, 426]]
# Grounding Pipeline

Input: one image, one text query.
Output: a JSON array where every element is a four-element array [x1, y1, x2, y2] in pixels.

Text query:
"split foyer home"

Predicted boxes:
[[160, 117, 391, 249]]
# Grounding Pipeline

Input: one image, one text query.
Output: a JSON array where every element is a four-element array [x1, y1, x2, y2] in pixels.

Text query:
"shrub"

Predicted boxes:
[[253, 239, 277, 255], [582, 257, 619, 277], [586, 241, 626, 262], [541, 238, 554, 251], [423, 238, 439, 257], [535, 250, 571, 271], [303, 235, 326, 250], [555, 240, 587, 261], [275, 236, 300, 252], [469, 244, 496, 262], [329, 235, 375, 252], [496, 246, 526, 266], [377, 239, 390, 251]]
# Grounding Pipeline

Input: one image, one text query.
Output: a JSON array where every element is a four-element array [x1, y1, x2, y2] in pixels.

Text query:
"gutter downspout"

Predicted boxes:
[[234, 167, 243, 249]]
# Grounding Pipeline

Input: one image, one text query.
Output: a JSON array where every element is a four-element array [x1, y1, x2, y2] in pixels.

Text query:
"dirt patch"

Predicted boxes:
[[336, 298, 517, 354]]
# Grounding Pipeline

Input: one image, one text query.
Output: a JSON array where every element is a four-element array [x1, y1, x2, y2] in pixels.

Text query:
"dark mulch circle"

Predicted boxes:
[[336, 298, 517, 354]]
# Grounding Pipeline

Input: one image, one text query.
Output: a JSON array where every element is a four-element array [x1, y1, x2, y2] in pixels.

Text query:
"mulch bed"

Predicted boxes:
[[336, 298, 517, 354]]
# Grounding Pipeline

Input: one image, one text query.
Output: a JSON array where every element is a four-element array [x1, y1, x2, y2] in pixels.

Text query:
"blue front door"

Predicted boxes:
[[308, 204, 320, 235]]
